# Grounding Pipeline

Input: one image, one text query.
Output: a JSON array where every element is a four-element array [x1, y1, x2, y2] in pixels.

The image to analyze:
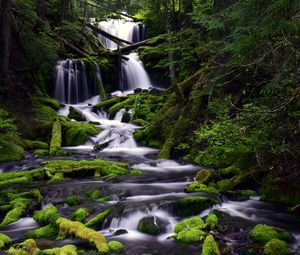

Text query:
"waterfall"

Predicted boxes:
[[96, 18, 152, 91], [53, 60, 99, 104]]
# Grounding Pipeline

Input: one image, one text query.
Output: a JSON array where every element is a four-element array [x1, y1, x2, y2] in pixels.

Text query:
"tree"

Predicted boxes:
[[59, 0, 71, 21], [36, 0, 47, 19], [0, 0, 12, 79]]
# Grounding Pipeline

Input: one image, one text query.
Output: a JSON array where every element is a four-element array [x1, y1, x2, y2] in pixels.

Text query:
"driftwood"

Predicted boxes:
[[86, 23, 132, 45]]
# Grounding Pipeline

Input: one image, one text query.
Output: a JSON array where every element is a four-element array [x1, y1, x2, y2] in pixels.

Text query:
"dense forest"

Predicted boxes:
[[0, 0, 299, 254]]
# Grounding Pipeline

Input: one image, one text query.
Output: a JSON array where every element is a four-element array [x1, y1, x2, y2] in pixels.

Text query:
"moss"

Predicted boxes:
[[56, 217, 109, 254], [63, 120, 99, 146], [263, 239, 289, 255], [225, 189, 256, 199], [26, 224, 58, 239], [175, 197, 217, 216], [33, 205, 60, 226], [49, 120, 62, 157], [185, 182, 220, 195], [7, 239, 41, 255], [93, 97, 125, 111], [72, 208, 89, 222], [0, 176, 29, 187], [121, 112, 131, 123], [249, 224, 292, 244], [216, 179, 233, 191], [108, 98, 135, 117], [68, 106, 86, 121], [48, 173, 65, 183], [34, 149, 49, 156], [174, 216, 205, 233], [176, 228, 206, 242], [196, 169, 218, 184], [130, 170, 143, 176], [42, 244, 78, 255], [201, 235, 220, 255], [0, 233, 11, 246], [34, 97, 61, 111], [205, 214, 218, 228], [23, 140, 49, 150], [0, 206, 26, 227], [66, 196, 80, 206], [108, 241, 125, 252], [132, 118, 147, 126], [85, 209, 111, 228], [35, 105, 58, 123], [86, 189, 102, 200], [0, 240, 4, 248], [219, 164, 241, 177], [0, 136, 25, 162]]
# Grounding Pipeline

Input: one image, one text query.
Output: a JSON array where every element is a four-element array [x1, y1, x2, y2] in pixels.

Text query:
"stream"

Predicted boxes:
[[0, 15, 299, 255]]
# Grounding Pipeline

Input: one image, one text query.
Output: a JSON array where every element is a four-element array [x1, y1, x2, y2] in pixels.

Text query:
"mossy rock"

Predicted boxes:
[[201, 235, 221, 255], [0, 206, 26, 227], [174, 216, 205, 233], [216, 179, 234, 191], [34, 97, 61, 111], [195, 169, 218, 184], [26, 224, 58, 239], [42, 244, 78, 255], [130, 169, 143, 176], [72, 208, 89, 222], [249, 224, 292, 244], [33, 205, 60, 225], [85, 209, 111, 228], [137, 216, 168, 235], [0, 137, 25, 162], [205, 214, 218, 228], [93, 97, 125, 111], [108, 241, 125, 252], [176, 228, 206, 243], [108, 98, 135, 117], [23, 140, 49, 150], [0, 233, 11, 247], [7, 239, 41, 255], [175, 197, 217, 216], [68, 106, 87, 121], [121, 111, 131, 123], [65, 196, 80, 206], [263, 239, 290, 255], [35, 105, 58, 123], [86, 189, 102, 200], [185, 182, 219, 195], [48, 173, 65, 183], [33, 149, 49, 156]]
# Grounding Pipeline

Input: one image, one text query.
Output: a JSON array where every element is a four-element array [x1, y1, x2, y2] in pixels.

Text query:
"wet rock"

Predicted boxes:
[[68, 106, 87, 121], [134, 88, 143, 94], [114, 229, 128, 236], [137, 215, 169, 235], [195, 169, 218, 184]]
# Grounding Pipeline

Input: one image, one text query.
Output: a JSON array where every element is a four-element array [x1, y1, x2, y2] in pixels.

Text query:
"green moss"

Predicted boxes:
[[108, 241, 125, 252], [0, 137, 25, 162], [35, 105, 58, 123], [33, 205, 60, 226], [0, 233, 11, 246], [34, 97, 61, 111], [26, 224, 58, 239], [0, 240, 4, 248], [174, 216, 205, 233], [49, 120, 62, 157], [121, 112, 131, 123], [72, 208, 89, 222], [205, 214, 218, 228], [85, 209, 111, 228], [175, 197, 217, 216], [86, 189, 102, 200], [249, 224, 292, 244], [263, 239, 289, 255], [68, 106, 86, 121], [0, 176, 29, 187], [195, 169, 218, 184], [7, 239, 41, 255], [48, 173, 65, 183], [23, 140, 49, 150], [34, 149, 49, 156], [66, 196, 80, 206], [108, 98, 135, 117], [130, 170, 143, 176], [176, 228, 206, 242], [56, 217, 109, 254], [132, 118, 147, 126], [42, 244, 78, 255], [216, 179, 233, 191], [0, 206, 26, 227], [93, 97, 125, 111], [201, 235, 220, 255], [185, 182, 220, 195]]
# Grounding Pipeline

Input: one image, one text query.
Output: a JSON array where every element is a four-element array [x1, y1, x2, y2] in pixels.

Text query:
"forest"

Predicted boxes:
[[0, 0, 299, 254]]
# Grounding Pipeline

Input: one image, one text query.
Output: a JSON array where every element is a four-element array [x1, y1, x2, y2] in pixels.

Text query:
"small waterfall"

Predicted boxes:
[[53, 60, 99, 104], [95, 18, 152, 91]]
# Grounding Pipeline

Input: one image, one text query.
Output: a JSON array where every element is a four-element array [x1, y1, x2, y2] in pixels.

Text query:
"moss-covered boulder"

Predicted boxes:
[[85, 209, 111, 228], [65, 195, 80, 206], [23, 140, 49, 150], [68, 106, 87, 121], [0, 136, 24, 162], [108, 241, 125, 253], [176, 228, 206, 242], [185, 182, 219, 195], [174, 197, 217, 216], [72, 208, 89, 222], [0, 233, 11, 248], [33, 149, 49, 156], [137, 216, 168, 235], [249, 224, 292, 244], [196, 169, 218, 184], [205, 214, 218, 228], [26, 224, 58, 239], [7, 239, 41, 255], [174, 216, 205, 233], [263, 239, 290, 255], [42, 244, 78, 255], [216, 179, 234, 191], [201, 235, 220, 255]]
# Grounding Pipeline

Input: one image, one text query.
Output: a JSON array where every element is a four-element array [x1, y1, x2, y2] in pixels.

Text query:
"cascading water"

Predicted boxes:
[[53, 59, 100, 104], [96, 18, 152, 92]]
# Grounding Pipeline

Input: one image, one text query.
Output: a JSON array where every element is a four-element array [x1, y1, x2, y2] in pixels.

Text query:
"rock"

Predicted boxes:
[[137, 215, 169, 235], [263, 239, 289, 255], [113, 229, 128, 236], [195, 169, 218, 184], [108, 241, 125, 252], [174, 216, 205, 233], [121, 111, 131, 123], [134, 88, 143, 94], [68, 106, 87, 121], [201, 235, 221, 255]]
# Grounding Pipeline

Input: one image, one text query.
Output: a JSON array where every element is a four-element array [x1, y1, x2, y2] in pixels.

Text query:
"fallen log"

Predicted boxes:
[[86, 23, 132, 45], [114, 39, 150, 53], [62, 39, 90, 58]]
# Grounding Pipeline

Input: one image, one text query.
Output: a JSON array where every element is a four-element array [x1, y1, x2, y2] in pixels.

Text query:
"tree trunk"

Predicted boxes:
[[183, 0, 193, 27], [36, 0, 47, 19], [0, 0, 12, 79], [59, 0, 70, 21]]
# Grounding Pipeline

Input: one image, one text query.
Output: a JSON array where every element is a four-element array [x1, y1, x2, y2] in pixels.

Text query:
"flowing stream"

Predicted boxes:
[[1, 15, 299, 255]]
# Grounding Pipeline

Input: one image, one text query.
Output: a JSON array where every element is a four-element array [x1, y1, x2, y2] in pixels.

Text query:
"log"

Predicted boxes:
[[115, 11, 138, 22], [62, 39, 90, 58], [114, 39, 150, 53], [86, 23, 132, 45]]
